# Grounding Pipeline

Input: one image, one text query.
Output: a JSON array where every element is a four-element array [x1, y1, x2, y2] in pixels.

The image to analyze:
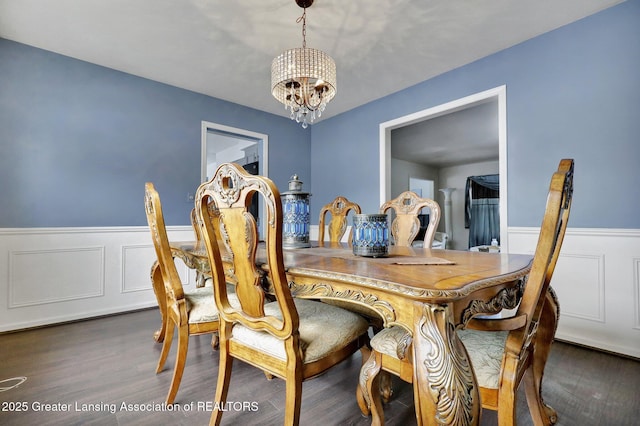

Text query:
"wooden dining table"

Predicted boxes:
[[156, 241, 532, 426]]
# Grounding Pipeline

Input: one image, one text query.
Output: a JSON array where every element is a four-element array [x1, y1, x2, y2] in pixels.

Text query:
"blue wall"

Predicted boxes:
[[311, 0, 640, 229], [2, 1, 638, 229], [0, 39, 310, 227]]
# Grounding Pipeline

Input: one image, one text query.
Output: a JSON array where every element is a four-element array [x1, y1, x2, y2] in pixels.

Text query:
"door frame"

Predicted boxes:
[[200, 121, 269, 183], [201, 121, 269, 236], [379, 85, 508, 251]]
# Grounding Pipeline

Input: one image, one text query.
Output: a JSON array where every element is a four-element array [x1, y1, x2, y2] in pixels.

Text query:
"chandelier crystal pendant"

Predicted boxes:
[[271, 0, 336, 129]]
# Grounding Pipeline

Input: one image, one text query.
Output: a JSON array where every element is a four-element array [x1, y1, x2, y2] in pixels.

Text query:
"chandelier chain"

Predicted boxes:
[[296, 8, 307, 49]]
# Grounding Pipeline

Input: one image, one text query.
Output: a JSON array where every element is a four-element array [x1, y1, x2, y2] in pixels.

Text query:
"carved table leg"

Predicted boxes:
[[150, 261, 167, 342], [412, 303, 480, 426]]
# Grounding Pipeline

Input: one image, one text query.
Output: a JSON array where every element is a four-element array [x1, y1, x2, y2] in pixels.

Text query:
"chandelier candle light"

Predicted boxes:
[[271, 0, 336, 128]]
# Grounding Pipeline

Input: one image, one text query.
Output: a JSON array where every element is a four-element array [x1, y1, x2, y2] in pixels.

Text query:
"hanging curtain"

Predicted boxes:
[[465, 174, 500, 248]]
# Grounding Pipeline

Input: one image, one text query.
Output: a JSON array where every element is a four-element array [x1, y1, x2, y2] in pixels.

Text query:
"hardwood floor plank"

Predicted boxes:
[[1, 309, 638, 425]]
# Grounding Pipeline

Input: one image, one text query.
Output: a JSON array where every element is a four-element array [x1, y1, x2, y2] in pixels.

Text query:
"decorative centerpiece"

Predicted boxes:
[[281, 174, 311, 248], [352, 214, 389, 257]]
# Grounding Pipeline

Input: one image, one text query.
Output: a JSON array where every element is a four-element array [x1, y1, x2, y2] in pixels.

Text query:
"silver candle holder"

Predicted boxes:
[[281, 174, 311, 249], [352, 213, 389, 257]]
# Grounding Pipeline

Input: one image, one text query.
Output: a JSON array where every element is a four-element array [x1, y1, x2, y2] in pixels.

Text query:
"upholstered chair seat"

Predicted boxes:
[[232, 298, 369, 363], [457, 329, 508, 389], [369, 326, 412, 360], [185, 283, 239, 324]]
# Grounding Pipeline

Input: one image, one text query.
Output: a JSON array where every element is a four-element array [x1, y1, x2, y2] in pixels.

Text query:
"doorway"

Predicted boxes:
[[201, 121, 269, 236], [379, 86, 507, 251]]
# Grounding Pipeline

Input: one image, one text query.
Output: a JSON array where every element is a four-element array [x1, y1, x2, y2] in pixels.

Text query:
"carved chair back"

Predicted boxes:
[[145, 183, 186, 309], [195, 162, 298, 348], [379, 191, 441, 247], [502, 158, 574, 358], [318, 196, 361, 245]]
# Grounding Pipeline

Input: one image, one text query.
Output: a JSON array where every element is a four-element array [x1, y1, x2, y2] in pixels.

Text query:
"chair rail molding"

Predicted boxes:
[[508, 226, 640, 358], [0, 226, 196, 332]]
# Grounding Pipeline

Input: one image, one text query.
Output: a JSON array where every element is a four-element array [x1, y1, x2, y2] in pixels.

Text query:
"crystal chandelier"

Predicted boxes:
[[271, 0, 336, 128]]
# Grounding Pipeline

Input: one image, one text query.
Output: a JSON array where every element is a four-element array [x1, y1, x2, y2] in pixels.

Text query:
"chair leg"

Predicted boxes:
[[156, 321, 174, 374], [367, 352, 386, 426], [165, 324, 189, 404], [263, 371, 274, 380], [210, 333, 219, 350], [524, 292, 559, 425], [150, 262, 167, 342], [210, 338, 234, 426], [283, 376, 303, 426], [496, 390, 517, 426], [357, 349, 377, 416], [359, 349, 386, 425], [379, 371, 393, 403], [495, 351, 519, 426]]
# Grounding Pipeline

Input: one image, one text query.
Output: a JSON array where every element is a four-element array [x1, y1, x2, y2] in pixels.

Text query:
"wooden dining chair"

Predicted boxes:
[[145, 182, 235, 405], [379, 191, 441, 247], [195, 163, 371, 426], [359, 159, 574, 425], [318, 196, 361, 245]]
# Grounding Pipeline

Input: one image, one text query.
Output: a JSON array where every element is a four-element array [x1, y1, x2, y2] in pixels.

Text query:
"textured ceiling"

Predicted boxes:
[[0, 0, 623, 121]]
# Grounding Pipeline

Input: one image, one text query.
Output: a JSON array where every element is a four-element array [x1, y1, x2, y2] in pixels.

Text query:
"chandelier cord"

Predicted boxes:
[[296, 8, 307, 49]]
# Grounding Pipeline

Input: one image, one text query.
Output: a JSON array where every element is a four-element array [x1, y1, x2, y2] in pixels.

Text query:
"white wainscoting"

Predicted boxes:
[[2, 226, 639, 358], [508, 227, 640, 359], [0, 226, 197, 332]]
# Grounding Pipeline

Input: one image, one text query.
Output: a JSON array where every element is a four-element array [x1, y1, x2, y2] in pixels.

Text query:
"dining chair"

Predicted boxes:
[[359, 159, 574, 425], [195, 163, 371, 426], [145, 182, 236, 405], [379, 191, 441, 247], [318, 195, 361, 245], [431, 231, 449, 249]]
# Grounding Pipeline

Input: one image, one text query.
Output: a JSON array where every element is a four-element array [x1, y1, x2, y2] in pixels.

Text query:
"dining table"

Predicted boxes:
[[155, 241, 532, 426]]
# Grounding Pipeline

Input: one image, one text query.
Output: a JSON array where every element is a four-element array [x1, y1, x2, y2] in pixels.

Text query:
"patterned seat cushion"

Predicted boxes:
[[231, 298, 369, 364], [185, 283, 238, 324], [370, 326, 412, 360], [457, 329, 508, 389], [370, 326, 508, 390]]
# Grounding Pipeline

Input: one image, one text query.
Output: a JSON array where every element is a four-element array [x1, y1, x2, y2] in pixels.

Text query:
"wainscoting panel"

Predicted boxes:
[[0, 226, 196, 332], [121, 244, 156, 293], [508, 227, 640, 358], [9, 246, 105, 307], [3, 226, 638, 358], [552, 253, 605, 323]]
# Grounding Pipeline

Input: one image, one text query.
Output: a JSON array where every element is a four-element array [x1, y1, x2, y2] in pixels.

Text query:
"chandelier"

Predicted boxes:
[[271, 0, 336, 128]]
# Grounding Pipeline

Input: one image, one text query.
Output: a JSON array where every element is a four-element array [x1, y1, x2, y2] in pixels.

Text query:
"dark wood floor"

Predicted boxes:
[[1, 308, 638, 425]]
